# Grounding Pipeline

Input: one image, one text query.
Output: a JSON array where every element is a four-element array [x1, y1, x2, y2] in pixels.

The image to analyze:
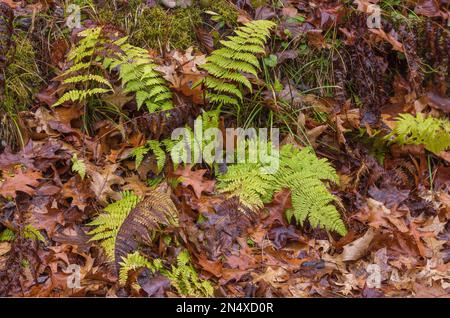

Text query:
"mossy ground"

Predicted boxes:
[[97, 2, 203, 50], [1, 30, 43, 147], [96, 0, 239, 50]]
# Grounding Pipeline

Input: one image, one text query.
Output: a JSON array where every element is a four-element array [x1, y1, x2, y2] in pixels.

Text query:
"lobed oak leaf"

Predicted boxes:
[[87, 164, 124, 205], [0, 168, 42, 198], [173, 165, 215, 198], [31, 207, 65, 237]]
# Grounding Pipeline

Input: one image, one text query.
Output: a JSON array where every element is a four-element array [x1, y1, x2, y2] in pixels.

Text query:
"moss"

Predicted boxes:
[[97, 3, 202, 50], [4, 31, 42, 109], [207, 0, 238, 27], [132, 5, 202, 49]]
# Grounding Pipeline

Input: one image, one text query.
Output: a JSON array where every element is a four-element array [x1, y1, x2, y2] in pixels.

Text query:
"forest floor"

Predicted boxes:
[[0, 0, 449, 297]]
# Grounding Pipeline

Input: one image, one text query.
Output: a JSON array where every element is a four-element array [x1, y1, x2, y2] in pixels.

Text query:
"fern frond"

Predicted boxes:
[[217, 163, 276, 210], [63, 74, 112, 87], [53, 88, 111, 106], [213, 49, 260, 68], [88, 191, 141, 260], [114, 191, 179, 268], [217, 143, 347, 235], [0, 226, 46, 243], [147, 140, 166, 174], [131, 140, 166, 173], [163, 250, 213, 297], [53, 27, 172, 114], [0, 229, 15, 241], [201, 63, 252, 90], [110, 41, 173, 111], [200, 20, 276, 107], [220, 40, 266, 53], [22, 225, 46, 242], [118, 251, 152, 285], [386, 113, 450, 154], [71, 154, 86, 180]]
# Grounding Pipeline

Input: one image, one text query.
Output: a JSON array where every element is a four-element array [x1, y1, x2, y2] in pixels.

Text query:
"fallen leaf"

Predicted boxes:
[[0, 168, 42, 198], [173, 165, 215, 198], [342, 228, 376, 261], [369, 28, 404, 52], [263, 188, 291, 227], [87, 164, 124, 205]]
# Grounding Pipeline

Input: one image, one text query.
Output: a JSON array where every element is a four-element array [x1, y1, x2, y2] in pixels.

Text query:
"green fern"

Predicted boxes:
[[154, 250, 213, 297], [71, 154, 86, 180], [385, 113, 450, 154], [166, 110, 221, 167], [131, 140, 166, 173], [53, 27, 173, 113], [88, 191, 141, 260], [199, 20, 276, 106], [53, 27, 113, 107], [0, 229, 15, 241], [0, 225, 46, 242], [104, 42, 173, 111], [217, 162, 276, 210], [217, 144, 347, 235], [22, 225, 46, 242], [118, 250, 213, 296], [118, 251, 153, 285], [132, 110, 221, 170]]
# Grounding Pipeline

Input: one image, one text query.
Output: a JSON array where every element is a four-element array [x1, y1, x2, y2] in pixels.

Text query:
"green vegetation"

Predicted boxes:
[[88, 191, 141, 260], [386, 113, 450, 154], [119, 250, 213, 297], [200, 20, 276, 106], [218, 143, 347, 235], [97, 2, 203, 50], [1, 30, 43, 147]]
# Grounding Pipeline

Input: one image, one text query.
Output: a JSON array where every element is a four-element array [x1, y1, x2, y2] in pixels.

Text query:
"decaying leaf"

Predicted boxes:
[[173, 165, 215, 198], [0, 168, 41, 198], [87, 164, 124, 205]]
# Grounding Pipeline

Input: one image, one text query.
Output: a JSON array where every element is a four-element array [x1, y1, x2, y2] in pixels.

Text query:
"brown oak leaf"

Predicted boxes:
[[0, 168, 42, 198], [173, 165, 215, 198]]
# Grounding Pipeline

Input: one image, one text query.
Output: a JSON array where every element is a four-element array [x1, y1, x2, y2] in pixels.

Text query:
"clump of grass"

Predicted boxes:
[[1, 30, 43, 148]]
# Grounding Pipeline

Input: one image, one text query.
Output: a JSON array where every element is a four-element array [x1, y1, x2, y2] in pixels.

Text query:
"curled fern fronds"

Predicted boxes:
[[200, 20, 276, 107], [385, 113, 450, 154]]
